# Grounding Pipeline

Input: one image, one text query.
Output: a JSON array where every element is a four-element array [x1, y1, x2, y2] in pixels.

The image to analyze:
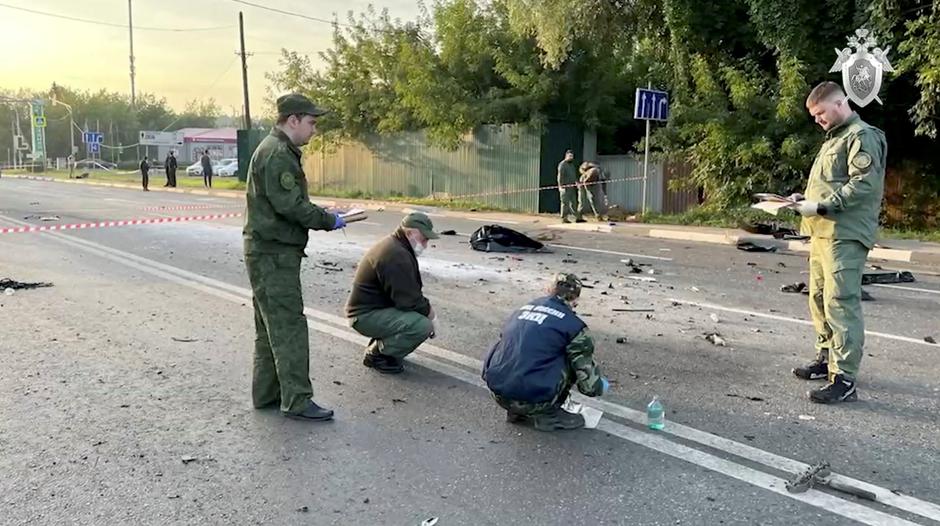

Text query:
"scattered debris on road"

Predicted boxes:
[[0, 278, 54, 291], [704, 333, 727, 347], [440, 229, 457, 236], [780, 282, 807, 293], [627, 276, 657, 283], [726, 393, 765, 402], [171, 337, 199, 343], [925, 336, 937, 345], [862, 271, 915, 285], [710, 313, 720, 324], [562, 258, 578, 264], [798, 414, 816, 421], [739, 220, 806, 240], [736, 241, 777, 253], [422, 517, 440, 526], [615, 337, 627, 344], [391, 398, 407, 404], [181, 455, 199, 464], [296, 506, 309, 513], [612, 308, 654, 312], [315, 261, 343, 272]]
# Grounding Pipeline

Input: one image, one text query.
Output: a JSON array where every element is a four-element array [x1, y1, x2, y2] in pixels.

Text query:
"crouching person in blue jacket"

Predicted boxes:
[[482, 273, 609, 431]]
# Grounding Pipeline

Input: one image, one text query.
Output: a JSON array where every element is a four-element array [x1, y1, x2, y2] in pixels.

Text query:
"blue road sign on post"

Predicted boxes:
[[89, 142, 101, 154], [634, 88, 669, 121], [83, 132, 104, 144], [633, 87, 669, 215]]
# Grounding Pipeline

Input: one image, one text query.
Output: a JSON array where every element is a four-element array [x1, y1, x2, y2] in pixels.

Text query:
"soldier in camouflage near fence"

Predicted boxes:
[[482, 273, 609, 431], [557, 150, 584, 223], [579, 161, 609, 221]]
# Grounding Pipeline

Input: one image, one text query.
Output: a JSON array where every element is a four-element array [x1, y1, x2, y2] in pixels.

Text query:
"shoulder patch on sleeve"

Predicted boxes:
[[279, 172, 296, 190], [851, 152, 872, 170]]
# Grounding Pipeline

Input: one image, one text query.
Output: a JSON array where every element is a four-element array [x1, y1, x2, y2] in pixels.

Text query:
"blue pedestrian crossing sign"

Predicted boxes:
[[634, 88, 669, 121]]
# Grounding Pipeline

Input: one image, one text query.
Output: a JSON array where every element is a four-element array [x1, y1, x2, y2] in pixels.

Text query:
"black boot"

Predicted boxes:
[[506, 410, 528, 424], [363, 350, 404, 374], [283, 401, 334, 421], [792, 349, 829, 380], [532, 407, 585, 431], [809, 374, 858, 404]]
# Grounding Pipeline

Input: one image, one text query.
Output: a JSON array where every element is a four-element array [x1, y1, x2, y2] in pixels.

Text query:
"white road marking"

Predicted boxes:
[[668, 297, 938, 348], [872, 284, 940, 296], [548, 244, 674, 261], [7, 213, 940, 525]]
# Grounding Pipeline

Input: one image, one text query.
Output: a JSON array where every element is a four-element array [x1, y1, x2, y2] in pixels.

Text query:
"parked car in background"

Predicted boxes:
[[216, 158, 238, 177], [186, 160, 221, 177]]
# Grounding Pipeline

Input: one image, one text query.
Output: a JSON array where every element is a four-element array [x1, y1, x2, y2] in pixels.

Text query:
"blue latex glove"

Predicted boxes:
[[600, 377, 610, 394], [332, 214, 346, 230]]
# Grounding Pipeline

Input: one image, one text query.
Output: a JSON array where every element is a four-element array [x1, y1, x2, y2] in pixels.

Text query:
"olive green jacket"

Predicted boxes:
[[243, 129, 336, 254], [800, 113, 887, 249]]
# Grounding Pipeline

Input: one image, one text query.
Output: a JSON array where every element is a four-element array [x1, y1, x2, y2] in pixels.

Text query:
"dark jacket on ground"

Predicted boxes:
[[345, 227, 431, 318]]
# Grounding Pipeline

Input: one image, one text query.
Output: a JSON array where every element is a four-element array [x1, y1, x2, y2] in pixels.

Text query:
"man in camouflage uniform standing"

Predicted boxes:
[[579, 161, 609, 221], [482, 273, 609, 431], [790, 81, 887, 404], [243, 93, 346, 422], [557, 150, 583, 223]]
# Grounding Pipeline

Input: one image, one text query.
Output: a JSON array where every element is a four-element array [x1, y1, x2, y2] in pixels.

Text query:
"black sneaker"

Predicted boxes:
[[532, 407, 585, 431], [792, 350, 829, 380], [809, 374, 858, 404], [363, 352, 404, 374]]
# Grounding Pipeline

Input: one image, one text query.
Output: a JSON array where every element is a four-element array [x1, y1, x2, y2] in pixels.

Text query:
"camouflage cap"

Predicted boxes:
[[552, 272, 583, 300], [276, 93, 329, 117], [401, 212, 440, 240]]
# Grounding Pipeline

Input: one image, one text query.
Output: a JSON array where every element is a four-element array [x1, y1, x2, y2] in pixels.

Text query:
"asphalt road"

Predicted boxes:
[[1, 178, 938, 526]]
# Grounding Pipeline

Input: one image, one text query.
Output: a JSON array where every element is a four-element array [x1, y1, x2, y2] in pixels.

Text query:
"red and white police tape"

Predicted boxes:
[[0, 212, 242, 235], [445, 174, 647, 200]]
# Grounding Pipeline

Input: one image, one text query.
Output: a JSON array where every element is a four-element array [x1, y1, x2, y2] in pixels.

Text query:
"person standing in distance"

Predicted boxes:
[[243, 93, 347, 422], [790, 81, 887, 404]]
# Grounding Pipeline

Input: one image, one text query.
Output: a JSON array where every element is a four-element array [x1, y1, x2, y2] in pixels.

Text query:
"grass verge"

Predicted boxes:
[[7, 169, 245, 191]]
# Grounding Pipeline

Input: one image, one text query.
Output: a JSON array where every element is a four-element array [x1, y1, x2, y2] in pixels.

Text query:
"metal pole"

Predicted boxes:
[[10, 116, 15, 170], [128, 0, 136, 107], [642, 116, 650, 215], [641, 81, 651, 216], [239, 12, 251, 129]]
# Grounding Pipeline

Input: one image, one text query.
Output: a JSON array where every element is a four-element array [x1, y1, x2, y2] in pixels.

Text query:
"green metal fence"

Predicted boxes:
[[303, 124, 543, 212]]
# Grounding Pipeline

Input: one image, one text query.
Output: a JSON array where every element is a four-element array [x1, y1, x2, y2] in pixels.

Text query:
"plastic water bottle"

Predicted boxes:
[[647, 396, 665, 430]]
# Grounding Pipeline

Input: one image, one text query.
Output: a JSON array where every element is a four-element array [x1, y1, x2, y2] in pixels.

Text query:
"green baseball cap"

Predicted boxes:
[[401, 212, 439, 240], [553, 272, 583, 300], [276, 93, 329, 117]]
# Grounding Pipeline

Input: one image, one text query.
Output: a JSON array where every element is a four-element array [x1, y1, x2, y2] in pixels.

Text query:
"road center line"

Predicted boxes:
[[668, 297, 938, 348], [8, 214, 939, 524], [872, 283, 940, 296]]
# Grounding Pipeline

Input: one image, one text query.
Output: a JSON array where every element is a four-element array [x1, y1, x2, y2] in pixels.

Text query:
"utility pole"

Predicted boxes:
[[238, 12, 251, 129], [128, 0, 136, 107]]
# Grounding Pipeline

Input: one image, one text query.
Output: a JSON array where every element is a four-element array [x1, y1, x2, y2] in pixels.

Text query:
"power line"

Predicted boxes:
[[0, 2, 233, 32], [228, 0, 341, 27]]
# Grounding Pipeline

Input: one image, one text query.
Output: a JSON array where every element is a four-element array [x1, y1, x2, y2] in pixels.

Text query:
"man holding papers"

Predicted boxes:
[[789, 81, 887, 404]]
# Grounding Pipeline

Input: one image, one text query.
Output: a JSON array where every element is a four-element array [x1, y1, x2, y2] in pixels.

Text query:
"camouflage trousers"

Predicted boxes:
[[808, 238, 869, 381], [579, 183, 608, 219], [349, 307, 433, 359], [492, 371, 573, 417], [559, 187, 581, 221], [245, 251, 313, 414]]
